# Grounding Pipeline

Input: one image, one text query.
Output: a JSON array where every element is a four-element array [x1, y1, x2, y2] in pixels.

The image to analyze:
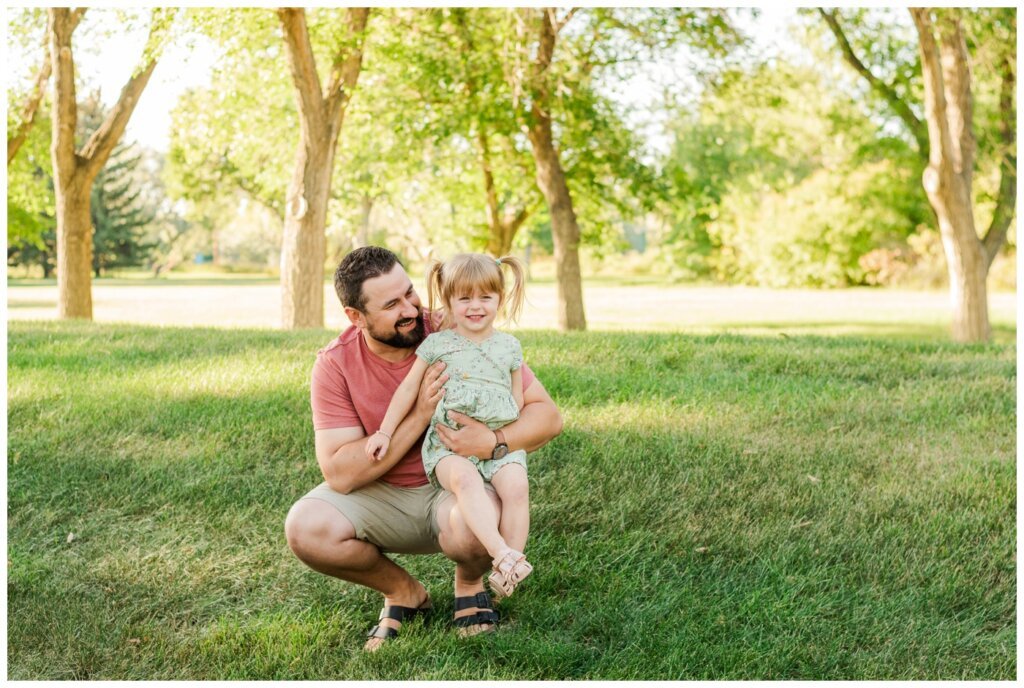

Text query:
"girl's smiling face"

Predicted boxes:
[[452, 289, 500, 336]]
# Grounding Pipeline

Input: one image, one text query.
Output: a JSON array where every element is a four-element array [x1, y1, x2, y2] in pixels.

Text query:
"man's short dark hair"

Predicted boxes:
[[334, 246, 402, 311]]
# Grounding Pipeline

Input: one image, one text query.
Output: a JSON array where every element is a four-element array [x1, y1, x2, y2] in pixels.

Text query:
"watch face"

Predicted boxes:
[[493, 444, 509, 460]]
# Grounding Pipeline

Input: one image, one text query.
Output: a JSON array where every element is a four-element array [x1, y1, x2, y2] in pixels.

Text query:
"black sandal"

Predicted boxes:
[[453, 591, 499, 637], [364, 595, 432, 650]]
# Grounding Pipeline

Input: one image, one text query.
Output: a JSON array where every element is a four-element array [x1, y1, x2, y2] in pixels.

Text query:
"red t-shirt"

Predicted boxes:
[[310, 317, 536, 487]]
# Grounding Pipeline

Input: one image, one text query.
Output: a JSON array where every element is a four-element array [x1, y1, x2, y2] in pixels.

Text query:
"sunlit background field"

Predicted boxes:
[[7, 276, 1017, 342]]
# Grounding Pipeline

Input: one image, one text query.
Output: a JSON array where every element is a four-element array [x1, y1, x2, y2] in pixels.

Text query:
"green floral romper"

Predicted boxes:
[[416, 329, 528, 488]]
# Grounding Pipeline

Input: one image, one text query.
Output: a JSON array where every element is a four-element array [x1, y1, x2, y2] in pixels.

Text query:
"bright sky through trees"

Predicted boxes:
[[6, 6, 798, 155]]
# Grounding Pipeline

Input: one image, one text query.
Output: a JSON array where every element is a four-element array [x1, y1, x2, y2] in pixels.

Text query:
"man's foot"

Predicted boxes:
[[453, 590, 498, 638], [488, 548, 533, 599], [363, 583, 432, 652]]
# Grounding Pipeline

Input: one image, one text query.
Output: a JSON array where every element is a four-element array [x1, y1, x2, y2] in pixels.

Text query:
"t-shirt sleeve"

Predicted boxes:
[[310, 356, 362, 431]]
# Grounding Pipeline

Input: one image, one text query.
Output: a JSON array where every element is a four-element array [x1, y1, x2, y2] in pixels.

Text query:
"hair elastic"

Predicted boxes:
[[495, 258, 502, 266]]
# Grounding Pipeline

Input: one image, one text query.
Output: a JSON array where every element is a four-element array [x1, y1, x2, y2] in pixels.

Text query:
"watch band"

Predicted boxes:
[[491, 429, 508, 460]]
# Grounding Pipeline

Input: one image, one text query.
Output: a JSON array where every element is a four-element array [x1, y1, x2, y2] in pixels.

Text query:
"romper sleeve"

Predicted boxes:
[[415, 332, 443, 364], [508, 334, 524, 371]]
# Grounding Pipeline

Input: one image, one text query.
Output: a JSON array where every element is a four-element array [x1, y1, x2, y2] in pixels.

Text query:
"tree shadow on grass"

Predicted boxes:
[[6, 324, 1015, 678]]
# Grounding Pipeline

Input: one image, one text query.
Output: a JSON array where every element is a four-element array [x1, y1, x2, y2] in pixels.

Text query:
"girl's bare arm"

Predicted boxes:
[[379, 357, 430, 436]]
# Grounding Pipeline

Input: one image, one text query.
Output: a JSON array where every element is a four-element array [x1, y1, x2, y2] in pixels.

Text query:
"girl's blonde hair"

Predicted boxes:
[[428, 253, 526, 330]]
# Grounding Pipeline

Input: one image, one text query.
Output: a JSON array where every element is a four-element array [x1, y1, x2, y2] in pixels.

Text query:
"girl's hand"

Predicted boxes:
[[365, 434, 390, 462]]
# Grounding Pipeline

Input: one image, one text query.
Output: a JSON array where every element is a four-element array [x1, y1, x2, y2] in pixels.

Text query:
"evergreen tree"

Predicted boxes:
[[79, 93, 156, 277]]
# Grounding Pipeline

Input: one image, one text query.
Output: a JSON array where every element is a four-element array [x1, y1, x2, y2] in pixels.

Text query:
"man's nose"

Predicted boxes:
[[399, 299, 418, 318]]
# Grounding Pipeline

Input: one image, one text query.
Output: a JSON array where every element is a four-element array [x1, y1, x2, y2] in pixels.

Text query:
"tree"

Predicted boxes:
[[7, 9, 85, 165], [505, 7, 741, 330], [47, 8, 172, 319], [819, 8, 1016, 342], [277, 7, 370, 329], [660, 57, 930, 286], [514, 8, 589, 330], [359, 8, 543, 259]]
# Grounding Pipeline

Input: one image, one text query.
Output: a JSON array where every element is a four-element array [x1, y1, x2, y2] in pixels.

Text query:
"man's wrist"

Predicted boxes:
[[491, 429, 509, 461]]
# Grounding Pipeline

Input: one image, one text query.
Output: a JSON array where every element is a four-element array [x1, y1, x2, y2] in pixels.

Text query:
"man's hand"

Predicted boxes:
[[414, 361, 448, 421], [436, 411, 498, 460]]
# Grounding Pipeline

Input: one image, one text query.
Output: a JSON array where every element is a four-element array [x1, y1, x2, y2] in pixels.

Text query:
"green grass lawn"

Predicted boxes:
[[7, 321, 1016, 679]]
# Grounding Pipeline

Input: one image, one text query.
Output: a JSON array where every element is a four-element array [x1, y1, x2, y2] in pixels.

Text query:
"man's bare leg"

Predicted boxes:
[[436, 487, 502, 635], [284, 499, 429, 650]]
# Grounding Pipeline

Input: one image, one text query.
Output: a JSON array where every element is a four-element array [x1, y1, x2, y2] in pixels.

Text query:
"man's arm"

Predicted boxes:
[[436, 377, 562, 459], [316, 361, 448, 494]]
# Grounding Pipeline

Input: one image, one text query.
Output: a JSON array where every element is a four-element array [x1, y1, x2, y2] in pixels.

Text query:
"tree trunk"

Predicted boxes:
[[911, 9, 990, 342], [55, 185, 94, 318], [982, 51, 1017, 269], [528, 117, 586, 330], [525, 8, 586, 331], [280, 139, 333, 329], [278, 7, 369, 329], [48, 7, 159, 321], [484, 219, 516, 259], [478, 130, 529, 257]]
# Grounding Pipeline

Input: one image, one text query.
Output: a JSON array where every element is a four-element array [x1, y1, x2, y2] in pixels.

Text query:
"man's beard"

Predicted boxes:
[[367, 311, 427, 349]]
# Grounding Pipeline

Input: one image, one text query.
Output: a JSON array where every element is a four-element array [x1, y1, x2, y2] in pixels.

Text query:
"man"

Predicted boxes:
[[284, 246, 563, 651]]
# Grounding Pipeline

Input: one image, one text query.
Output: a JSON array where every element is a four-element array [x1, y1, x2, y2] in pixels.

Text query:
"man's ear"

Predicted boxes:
[[344, 306, 366, 329]]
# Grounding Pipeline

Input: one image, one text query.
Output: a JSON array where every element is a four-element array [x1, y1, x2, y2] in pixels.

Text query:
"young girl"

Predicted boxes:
[[365, 253, 533, 598]]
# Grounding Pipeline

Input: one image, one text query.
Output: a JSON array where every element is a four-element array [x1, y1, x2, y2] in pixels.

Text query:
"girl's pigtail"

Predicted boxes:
[[497, 255, 526, 324], [427, 260, 448, 328]]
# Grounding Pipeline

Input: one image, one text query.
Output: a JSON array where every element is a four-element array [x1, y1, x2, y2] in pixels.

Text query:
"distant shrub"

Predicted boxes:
[[707, 161, 919, 288]]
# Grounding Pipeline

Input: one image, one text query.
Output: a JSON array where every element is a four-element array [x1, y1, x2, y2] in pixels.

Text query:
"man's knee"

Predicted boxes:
[[284, 498, 356, 561], [438, 492, 498, 562]]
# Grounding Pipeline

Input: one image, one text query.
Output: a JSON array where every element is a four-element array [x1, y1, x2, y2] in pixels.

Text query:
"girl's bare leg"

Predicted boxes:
[[489, 463, 530, 553], [434, 455, 508, 559]]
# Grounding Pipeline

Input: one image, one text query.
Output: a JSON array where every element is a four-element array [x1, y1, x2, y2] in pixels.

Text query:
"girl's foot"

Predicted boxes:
[[488, 547, 533, 599]]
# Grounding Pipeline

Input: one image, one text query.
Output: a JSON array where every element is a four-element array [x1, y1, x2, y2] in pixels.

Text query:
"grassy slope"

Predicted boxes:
[[6, 321, 1016, 679]]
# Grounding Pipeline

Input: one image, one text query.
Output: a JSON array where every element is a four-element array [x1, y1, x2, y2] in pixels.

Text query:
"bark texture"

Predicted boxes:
[[278, 7, 369, 329], [911, 9, 990, 342], [525, 8, 587, 331], [49, 8, 158, 319]]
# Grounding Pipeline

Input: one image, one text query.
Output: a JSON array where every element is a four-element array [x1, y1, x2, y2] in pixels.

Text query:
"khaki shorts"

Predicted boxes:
[[301, 480, 450, 554]]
